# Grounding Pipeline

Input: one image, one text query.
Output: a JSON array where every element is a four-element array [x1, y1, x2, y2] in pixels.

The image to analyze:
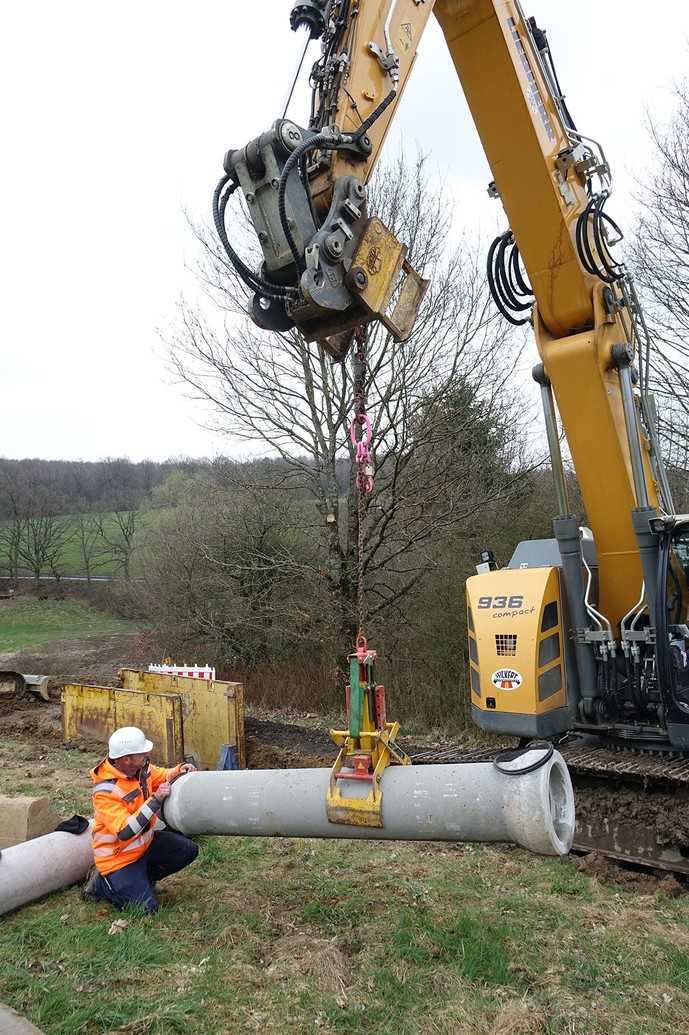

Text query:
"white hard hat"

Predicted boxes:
[[108, 726, 153, 759]]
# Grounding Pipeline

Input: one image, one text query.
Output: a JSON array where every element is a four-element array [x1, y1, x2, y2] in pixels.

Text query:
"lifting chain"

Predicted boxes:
[[326, 325, 410, 829], [350, 325, 374, 637]]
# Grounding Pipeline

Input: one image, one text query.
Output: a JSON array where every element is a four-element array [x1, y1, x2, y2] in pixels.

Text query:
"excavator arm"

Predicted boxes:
[[221, 2, 688, 754]]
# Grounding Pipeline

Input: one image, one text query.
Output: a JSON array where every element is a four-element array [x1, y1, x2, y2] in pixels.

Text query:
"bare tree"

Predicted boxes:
[[18, 514, 75, 582], [0, 518, 22, 583], [76, 514, 111, 583], [96, 511, 139, 579], [630, 83, 689, 463], [168, 154, 530, 652], [138, 469, 328, 664]]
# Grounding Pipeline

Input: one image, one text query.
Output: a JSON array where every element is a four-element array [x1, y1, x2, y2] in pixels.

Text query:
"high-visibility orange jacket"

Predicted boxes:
[[90, 757, 182, 875]]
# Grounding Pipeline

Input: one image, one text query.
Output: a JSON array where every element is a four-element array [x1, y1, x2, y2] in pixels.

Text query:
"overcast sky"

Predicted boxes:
[[2, 1, 687, 462]]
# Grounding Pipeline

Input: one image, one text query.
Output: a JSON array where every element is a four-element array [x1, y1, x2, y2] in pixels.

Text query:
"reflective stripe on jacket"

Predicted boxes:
[[90, 756, 182, 875]]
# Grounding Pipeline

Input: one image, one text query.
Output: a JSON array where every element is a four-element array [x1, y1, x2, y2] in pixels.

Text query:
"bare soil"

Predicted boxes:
[[0, 630, 156, 691], [576, 781, 689, 850]]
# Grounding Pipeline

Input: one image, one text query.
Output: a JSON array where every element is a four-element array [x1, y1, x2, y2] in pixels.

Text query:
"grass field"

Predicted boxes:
[[1, 733, 689, 1034], [0, 510, 155, 579], [0, 597, 140, 653]]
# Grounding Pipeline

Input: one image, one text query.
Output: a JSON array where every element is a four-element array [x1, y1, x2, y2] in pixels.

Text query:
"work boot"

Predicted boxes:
[[81, 865, 102, 903]]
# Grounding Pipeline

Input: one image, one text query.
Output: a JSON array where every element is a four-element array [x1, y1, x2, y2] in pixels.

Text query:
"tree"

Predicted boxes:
[[630, 83, 689, 469], [95, 511, 139, 579], [137, 469, 329, 667], [17, 514, 75, 582], [168, 153, 530, 660], [75, 514, 111, 583]]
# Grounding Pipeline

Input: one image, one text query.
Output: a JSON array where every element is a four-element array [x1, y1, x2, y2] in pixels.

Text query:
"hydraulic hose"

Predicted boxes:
[[277, 133, 333, 273], [493, 740, 554, 776], [213, 175, 294, 300], [575, 192, 624, 284], [486, 231, 533, 326]]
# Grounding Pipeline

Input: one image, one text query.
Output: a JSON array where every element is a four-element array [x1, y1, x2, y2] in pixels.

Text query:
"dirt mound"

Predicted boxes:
[[245, 717, 333, 757], [573, 849, 687, 891], [0, 700, 62, 739], [576, 781, 689, 850], [246, 738, 332, 770], [2, 631, 153, 689]]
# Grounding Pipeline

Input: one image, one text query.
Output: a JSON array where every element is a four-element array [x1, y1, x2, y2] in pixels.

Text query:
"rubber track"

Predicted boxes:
[[411, 742, 689, 785]]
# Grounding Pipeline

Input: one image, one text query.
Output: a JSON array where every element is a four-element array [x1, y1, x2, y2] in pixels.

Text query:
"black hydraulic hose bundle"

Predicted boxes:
[[654, 530, 684, 717], [487, 230, 534, 325], [212, 174, 295, 300], [278, 131, 335, 274], [575, 191, 625, 284]]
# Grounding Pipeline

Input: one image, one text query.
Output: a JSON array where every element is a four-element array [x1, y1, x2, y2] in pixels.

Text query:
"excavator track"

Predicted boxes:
[[411, 740, 689, 876]]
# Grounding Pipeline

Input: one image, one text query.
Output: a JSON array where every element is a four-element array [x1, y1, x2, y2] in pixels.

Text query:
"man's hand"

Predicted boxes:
[[179, 763, 197, 775], [154, 781, 171, 802]]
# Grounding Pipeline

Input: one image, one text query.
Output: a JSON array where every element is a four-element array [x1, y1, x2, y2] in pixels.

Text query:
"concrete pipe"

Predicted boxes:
[[164, 750, 575, 856], [0, 823, 93, 916]]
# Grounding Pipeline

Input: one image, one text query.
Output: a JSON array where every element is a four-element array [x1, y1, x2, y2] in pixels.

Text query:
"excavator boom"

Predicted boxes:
[[219, 1, 689, 760]]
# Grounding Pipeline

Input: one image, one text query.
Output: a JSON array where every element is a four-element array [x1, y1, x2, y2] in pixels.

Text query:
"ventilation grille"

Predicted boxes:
[[495, 634, 517, 657]]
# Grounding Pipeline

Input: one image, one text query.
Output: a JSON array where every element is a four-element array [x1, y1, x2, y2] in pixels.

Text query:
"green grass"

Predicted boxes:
[[0, 597, 139, 653], [2, 833, 689, 1034], [3, 734, 689, 1034], [3, 730, 689, 1035]]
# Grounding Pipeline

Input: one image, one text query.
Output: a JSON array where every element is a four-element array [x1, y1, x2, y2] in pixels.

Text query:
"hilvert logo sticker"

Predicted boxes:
[[491, 668, 523, 690]]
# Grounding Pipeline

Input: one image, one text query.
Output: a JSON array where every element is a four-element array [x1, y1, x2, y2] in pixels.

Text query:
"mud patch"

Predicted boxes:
[[0, 631, 153, 691], [573, 850, 660, 888], [0, 700, 62, 740], [246, 737, 333, 770]]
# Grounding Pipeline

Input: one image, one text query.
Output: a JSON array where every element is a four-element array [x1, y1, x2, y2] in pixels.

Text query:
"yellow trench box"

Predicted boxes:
[[62, 669, 245, 770]]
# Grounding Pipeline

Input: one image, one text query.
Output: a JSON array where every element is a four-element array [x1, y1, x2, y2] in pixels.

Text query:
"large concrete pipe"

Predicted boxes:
[[164, 750, 575, 856], [0, 823, 93, 916]]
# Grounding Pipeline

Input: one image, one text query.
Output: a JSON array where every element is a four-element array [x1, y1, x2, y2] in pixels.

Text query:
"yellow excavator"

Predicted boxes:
[[217, 1, 689, 867]]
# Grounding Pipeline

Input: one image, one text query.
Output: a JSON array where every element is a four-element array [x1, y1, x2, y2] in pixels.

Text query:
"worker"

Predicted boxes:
[[83, 726, 198, 913]]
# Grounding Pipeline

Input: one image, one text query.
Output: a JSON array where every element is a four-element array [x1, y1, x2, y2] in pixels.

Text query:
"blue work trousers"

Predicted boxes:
[[94, 830, 198, 914]]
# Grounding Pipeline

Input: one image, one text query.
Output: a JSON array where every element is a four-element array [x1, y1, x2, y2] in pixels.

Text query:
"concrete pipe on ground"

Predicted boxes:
[[164, 749, 575, 856], [0, 823, 93, 916]]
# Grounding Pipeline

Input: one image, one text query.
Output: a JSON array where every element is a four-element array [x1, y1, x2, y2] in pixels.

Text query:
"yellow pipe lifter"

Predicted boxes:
[[327, 634, 409, 827]]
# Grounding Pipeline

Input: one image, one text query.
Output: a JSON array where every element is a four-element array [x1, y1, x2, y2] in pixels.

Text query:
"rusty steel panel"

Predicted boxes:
[[62, 684, 184, 766], [118, 669, 245, 769]]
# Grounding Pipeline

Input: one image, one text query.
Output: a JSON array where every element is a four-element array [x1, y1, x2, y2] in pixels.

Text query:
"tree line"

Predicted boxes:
[[0, 457, 205, 520]]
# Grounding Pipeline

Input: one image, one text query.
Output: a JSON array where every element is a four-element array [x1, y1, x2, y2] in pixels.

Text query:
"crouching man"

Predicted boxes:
[[84, 726, 198, 914]]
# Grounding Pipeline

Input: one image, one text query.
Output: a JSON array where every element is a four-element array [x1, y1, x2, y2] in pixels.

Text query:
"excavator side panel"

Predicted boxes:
[[467, 566, 571, 737]]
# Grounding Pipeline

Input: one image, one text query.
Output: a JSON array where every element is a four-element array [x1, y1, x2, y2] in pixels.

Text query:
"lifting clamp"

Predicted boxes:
[[326, 634, 410, 828]]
